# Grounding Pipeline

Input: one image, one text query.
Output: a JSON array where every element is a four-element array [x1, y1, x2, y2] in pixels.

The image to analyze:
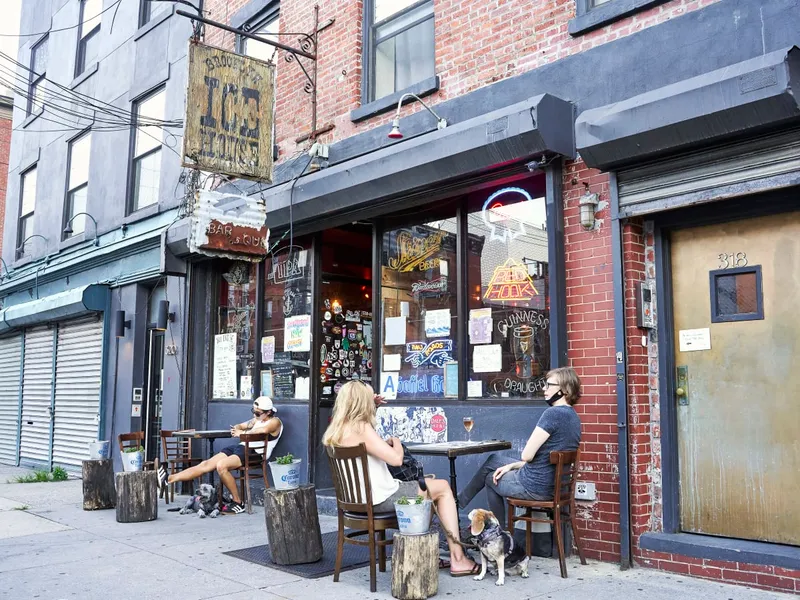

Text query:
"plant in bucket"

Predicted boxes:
[[88, 440, 110, 460], [121, 445, 145, 472], [394, 495, 432, 535], [269, 453, 302, 490]]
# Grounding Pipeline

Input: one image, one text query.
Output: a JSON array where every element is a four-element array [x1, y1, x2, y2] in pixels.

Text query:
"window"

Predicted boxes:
[[65, 132, 91, 239], [139, 0, 171, 27], [131, 87, 165, 211], [369, 0, 434, 101], [28, 37, 48, 114], [710, 266, 764, 323], [242, 12, 279, 159], [570, 0, 670, 36], [17, 166, 37, 251], [76, 0, 101, 77]]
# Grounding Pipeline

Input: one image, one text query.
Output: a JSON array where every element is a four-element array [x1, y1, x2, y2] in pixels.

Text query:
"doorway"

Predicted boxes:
[[143, 329, 165, 462], [669, 210, 800, 545]]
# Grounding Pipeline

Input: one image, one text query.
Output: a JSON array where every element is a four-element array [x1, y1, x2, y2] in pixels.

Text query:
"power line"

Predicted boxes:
[[0, 0, 124, 38]]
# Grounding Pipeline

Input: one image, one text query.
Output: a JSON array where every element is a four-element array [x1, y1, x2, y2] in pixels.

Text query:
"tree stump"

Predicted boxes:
[[82, 459, 115, 510], [264, 484, 323, 565], [391, 532, 439, 600], [115, 471, 158, 523]]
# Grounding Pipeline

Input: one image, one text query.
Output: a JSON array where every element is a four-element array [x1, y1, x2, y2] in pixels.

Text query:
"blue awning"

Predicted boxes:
[[0, 284, 108, 333]]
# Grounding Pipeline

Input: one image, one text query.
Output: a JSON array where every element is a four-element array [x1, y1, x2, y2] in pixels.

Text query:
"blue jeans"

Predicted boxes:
[[457, 453, 547, 526]]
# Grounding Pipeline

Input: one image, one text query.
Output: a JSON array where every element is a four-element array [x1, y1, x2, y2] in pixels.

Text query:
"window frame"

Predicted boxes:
[[709, 265, 764, 323], [16, 164, 38, 255], [27, 36, 48, 115], [63, 129, 92, 241], [75, 0, 101, 78], [127, 85, 166, 214], [569, 0, 670, 36]]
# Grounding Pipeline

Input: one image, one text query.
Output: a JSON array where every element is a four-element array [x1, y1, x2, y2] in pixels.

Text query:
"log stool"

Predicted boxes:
[[115, 471, 158, 523], [391, 532, 439, 600], [82, 459, 115, 510], [264, 484, 323, 565]]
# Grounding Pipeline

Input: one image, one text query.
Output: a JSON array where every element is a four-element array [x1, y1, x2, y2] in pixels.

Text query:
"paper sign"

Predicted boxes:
[[383, 353, 402, 371], [469, 308, 493, 344], [467, 380, 483, 398], [472, 344, 502, 373], [213, 333, 237, 399], [444, 362, 458, 398], [380, 372, 399, 400], [425, 308, 451, 338], [679, 328, 711, 352], [385, 316, 407, 345], [240, 376, 252, 400], [261, 336, 275, 363], [400, 302, 410, 317], [284, 314, 311, 352], [295, 376, 310, 400]]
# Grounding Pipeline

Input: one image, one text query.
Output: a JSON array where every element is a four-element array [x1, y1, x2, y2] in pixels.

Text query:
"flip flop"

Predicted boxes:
[[450, 563, 481, 577], [438, 558, 451, 570]]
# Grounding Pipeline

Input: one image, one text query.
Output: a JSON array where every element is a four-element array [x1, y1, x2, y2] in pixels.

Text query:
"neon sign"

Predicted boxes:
[[387, 230, 446, 272], [404, 340, 453, 368], [481, 187, 538, 243], [484, 259, 539, 303]]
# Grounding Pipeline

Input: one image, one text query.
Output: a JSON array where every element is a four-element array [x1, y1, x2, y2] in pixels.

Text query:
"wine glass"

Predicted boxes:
[[463, 416, 474, 442]]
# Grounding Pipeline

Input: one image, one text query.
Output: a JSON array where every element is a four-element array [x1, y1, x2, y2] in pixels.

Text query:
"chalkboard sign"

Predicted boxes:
[[444, 362, 458, 398], [271, 352, 295, 398]]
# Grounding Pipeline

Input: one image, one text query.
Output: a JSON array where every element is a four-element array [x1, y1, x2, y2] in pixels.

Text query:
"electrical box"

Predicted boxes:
[[132, 388, 143, 403], [575, 481, 596, 501], [635, 281, 655, 329]]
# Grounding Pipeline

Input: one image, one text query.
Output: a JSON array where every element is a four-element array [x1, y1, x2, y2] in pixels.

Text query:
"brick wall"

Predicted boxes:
[[0, 106, 12, 254]]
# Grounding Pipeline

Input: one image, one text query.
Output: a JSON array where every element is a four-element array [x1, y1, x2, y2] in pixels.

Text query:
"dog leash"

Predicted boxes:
[[418, 478, 479, 550]]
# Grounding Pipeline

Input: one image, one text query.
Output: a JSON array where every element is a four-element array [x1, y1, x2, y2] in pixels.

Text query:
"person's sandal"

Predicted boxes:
[[450, 563, 481, 577]]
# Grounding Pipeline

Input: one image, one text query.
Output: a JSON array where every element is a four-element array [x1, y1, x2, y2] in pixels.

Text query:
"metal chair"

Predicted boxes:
[[506, 450, 587, 578], [326, 443, 398, 593], [160, 429, 202, 503], [117, 432, 154, 470]]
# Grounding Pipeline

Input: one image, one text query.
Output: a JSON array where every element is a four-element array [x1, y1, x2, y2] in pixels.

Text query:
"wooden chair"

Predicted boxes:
[[326, 443, 398, 593], [230, 432, 271, 514], [160, 430, 202, 503], [507, 450, 587, 578], [117, 432, 154, 470]]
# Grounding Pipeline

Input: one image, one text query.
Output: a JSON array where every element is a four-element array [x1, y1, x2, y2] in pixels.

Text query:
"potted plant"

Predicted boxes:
[[393, 495, 432, 535], [269, 453, 302, 490], [121, 445, 145, 472], [88, 440, 110, 460]]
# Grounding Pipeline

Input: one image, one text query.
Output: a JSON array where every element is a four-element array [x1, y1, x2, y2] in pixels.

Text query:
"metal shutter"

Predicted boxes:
[[52, 317, 103, 469], [0, 335, 23, 465], [19, 327, 55, 466]]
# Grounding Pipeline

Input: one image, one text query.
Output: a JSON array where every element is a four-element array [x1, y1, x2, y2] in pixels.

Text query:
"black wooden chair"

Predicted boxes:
[[230, 432, 271, 514]]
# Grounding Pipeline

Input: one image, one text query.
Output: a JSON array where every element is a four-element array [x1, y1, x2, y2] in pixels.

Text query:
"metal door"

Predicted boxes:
[[19, 327, 55, 467], [52, 317, 103, 469], [670, 211, 800, 545], [0, 335, 23, 465]]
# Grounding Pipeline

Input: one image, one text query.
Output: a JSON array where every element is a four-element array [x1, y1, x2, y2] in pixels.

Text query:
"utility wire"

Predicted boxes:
[[0, 0, 124, 37]]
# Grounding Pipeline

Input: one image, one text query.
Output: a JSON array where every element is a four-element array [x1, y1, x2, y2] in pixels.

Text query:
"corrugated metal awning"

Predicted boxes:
[[0, 284, 108, 333]]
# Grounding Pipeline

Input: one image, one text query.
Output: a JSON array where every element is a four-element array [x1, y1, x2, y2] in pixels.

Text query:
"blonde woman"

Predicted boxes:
[[323, 381, 479, 577], [458, 367, 582, 525]]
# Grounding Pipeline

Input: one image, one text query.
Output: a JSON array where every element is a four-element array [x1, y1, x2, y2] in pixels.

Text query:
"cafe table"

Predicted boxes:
[[406, 440, 512, 509], [171, 429, 233, 484]]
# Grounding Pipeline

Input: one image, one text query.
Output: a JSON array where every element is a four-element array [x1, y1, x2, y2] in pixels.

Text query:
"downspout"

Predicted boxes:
[[610, 172, 632, 569]]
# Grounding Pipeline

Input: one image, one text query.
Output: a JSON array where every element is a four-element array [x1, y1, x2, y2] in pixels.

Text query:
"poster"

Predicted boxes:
[[383, 354, 402, 371], [472, 344, 502, 373], [260, 369, 273, 396], [385, 316, 407, 345], [425, 309, 451, 338], [240, 376, 252, 400], [284, 314, 311, 352], [261, 336, 275, 363], [213, 333, 237, 399], [469, 308, 493, 344], [376, 406, 447, 443]]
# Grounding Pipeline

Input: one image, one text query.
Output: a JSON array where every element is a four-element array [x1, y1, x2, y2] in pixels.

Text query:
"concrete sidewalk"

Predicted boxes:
[[0, 465, 788, 600]]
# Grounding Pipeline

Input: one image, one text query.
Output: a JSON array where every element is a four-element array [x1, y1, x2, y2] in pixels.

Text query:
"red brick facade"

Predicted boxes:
[[0, 97, 12, 255], [201, 0, 797, 593]]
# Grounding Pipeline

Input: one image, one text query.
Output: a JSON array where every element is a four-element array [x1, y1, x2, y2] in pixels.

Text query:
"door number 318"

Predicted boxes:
[[718, 252, 748, 268]]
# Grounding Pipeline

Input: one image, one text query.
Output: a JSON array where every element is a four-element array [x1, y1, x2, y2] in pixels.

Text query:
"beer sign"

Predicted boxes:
[[183, 42, 274, 182]]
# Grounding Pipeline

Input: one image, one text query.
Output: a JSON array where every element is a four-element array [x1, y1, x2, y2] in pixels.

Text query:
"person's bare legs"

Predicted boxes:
[[216, 454, 244, 504], [421, 479, 476, 573], [167, 452, 227, 484]]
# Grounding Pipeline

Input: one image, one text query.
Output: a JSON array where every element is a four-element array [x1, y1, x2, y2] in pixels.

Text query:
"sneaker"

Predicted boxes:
[[221, 501, 246, 514]]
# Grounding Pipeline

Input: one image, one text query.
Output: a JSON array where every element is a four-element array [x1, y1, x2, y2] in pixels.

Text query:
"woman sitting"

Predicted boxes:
[[322, 381, 479, 577], [458, 367, 582, 525]]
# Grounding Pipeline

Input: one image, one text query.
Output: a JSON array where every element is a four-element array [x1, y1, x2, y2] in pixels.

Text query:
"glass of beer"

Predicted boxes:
[[463, 416, 474, 442]]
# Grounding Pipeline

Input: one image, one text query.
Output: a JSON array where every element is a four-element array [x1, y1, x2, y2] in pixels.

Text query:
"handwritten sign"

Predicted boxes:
[[284, 315, 311, 352], [469, 308, 493, 344], [261, 336, 275, 363], [213, 333, 237, 398]]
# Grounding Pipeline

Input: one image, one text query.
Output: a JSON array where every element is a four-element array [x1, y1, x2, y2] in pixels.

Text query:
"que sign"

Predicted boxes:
[[183, 42, 274, 182]]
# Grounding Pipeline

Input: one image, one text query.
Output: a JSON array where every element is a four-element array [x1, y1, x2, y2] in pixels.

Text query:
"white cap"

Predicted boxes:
[[253, 396, 276, 412]]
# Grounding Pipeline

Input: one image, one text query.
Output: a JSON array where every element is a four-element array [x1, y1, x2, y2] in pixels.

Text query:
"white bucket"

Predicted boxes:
[[88, 440, 110, 460], [269, 459, 302, 490], [394, 499, 432, 535], [121, 450, 144, 472]]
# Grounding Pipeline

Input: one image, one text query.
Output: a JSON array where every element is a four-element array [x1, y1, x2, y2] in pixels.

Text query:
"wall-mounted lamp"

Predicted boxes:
[[388, 92, 447, 140], [64, 212, 100, 246], [579, 186, 600, 230], [114, 310, 132, 338], [0, 257, 11, 281], [16, 234, 49, 259], [155, 300, 175, 331]]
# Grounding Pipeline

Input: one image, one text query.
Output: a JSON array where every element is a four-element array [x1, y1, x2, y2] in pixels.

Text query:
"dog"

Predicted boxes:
[[467, 509, 529, 586], [180, 483, 220, 518]]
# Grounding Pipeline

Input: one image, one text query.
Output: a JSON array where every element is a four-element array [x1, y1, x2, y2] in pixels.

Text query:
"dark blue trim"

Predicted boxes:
[[640, 532, 800, 570], [569, 0, 670, 36], [350, 76, 440, 123], [546, 161, 568, 369], [14, 335, 25, 466], [709, 265, 764, 323]]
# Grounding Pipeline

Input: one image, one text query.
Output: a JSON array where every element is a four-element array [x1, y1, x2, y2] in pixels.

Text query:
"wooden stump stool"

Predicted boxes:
[[115, 471, 158, 523], [392, 532, 439, 600], [82, 459, 115, 510], [264, 484, 323, 565]]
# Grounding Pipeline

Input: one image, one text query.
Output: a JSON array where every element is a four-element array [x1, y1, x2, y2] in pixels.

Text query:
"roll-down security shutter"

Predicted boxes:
[[19, 327, 55, 466], [52, 317, 103, 469], [0, 335, 23, 466]]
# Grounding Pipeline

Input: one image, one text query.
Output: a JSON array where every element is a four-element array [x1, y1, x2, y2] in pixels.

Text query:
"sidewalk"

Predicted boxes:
[[0, 465, 788, 600]]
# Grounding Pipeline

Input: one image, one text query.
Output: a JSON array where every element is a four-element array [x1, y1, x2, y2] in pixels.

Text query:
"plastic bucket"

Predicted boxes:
[[121, 450, 144, 472], [88, 440, 110, 460], [269, 459, 302, 490], [394, 499, 432, 535]]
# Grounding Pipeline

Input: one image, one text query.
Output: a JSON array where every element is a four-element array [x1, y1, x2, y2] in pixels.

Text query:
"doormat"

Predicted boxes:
[[223, 530, 394, 579]]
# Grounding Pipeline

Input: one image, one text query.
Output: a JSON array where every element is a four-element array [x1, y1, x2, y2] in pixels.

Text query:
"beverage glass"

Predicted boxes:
[[463, 416, 474, 442]]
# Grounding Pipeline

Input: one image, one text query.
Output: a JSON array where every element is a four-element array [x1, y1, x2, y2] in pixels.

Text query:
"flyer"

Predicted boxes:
[[213, 333, 237, 399], [284, 315, 311, 352]]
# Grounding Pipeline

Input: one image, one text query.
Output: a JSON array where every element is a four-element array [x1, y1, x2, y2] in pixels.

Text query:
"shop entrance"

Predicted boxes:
[[670, 210, 800, 545]]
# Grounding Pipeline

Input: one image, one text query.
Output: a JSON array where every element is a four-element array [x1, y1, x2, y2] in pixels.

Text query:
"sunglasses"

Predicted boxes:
[[252, 410, 265, 417]]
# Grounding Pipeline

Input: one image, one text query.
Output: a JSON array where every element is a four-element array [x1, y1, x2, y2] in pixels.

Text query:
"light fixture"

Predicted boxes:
[[579, 186, 600, 230], [114, 310, 132, 338], [16, 234, 49, 259], [387, 92, 447, 140], [64, 212, 100, 246], [155, 300, 175, 331], [0, 257, 11, 281]]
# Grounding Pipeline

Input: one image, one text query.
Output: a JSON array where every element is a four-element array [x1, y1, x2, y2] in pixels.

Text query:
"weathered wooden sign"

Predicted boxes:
[[183, 42, 274, 182], [189, 190, 269, 261]]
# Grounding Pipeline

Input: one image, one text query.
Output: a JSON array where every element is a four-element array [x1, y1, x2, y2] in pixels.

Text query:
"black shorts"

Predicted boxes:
[[219, 444, 261, 464]]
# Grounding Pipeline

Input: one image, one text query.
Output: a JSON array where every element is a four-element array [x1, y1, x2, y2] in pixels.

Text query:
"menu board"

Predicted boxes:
[[271, 351, 295, 398], [213, 333, 237, 398]]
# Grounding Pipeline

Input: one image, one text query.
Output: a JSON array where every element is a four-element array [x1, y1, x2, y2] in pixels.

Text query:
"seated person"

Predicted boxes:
[[156, 397, 282, 514], [458, 367, 582, 525]]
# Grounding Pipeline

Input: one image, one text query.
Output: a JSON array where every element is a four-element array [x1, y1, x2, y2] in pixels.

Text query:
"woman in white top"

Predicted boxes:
[[156, 397, 282, 515], [322, 381, 478, 577]]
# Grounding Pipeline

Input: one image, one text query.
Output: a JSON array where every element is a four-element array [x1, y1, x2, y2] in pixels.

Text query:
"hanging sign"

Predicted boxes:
[[484, 258, 539, 304], [188, 190, 269, 260], [183, 42, 274, 182]]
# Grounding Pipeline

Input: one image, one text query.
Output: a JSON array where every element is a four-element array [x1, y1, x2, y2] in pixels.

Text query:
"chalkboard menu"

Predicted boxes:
[[271, 352, 295, 398]]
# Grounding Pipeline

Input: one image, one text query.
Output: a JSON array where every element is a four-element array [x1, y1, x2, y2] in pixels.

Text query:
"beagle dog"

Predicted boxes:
[[467, 509, 529, 586]]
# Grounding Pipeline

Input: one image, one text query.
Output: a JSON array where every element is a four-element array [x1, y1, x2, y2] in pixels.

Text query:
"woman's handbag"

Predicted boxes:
[[388, 443, 425, 482]]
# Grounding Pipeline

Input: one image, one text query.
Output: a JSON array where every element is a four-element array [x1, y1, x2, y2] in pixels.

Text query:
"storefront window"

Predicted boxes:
[[262, 244, 313, 400], [466, 183, 550, 399], [214, 261, 257, 400], [381, 216, 458, 400]]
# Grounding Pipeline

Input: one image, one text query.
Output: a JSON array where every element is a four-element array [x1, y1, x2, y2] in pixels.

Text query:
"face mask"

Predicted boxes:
[[546, 390, 564, 406]]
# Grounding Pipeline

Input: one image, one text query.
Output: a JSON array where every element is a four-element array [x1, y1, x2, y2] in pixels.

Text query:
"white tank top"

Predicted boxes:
[[362, 454, 400, 505], [240, 418, 282, 457]]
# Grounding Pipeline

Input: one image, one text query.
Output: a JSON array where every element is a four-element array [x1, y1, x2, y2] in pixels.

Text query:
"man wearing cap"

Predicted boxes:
[[156, 397, 282, 514]]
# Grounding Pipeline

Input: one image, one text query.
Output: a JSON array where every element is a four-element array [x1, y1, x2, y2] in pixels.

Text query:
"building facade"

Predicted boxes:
[[0, 95, 12, 260]]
